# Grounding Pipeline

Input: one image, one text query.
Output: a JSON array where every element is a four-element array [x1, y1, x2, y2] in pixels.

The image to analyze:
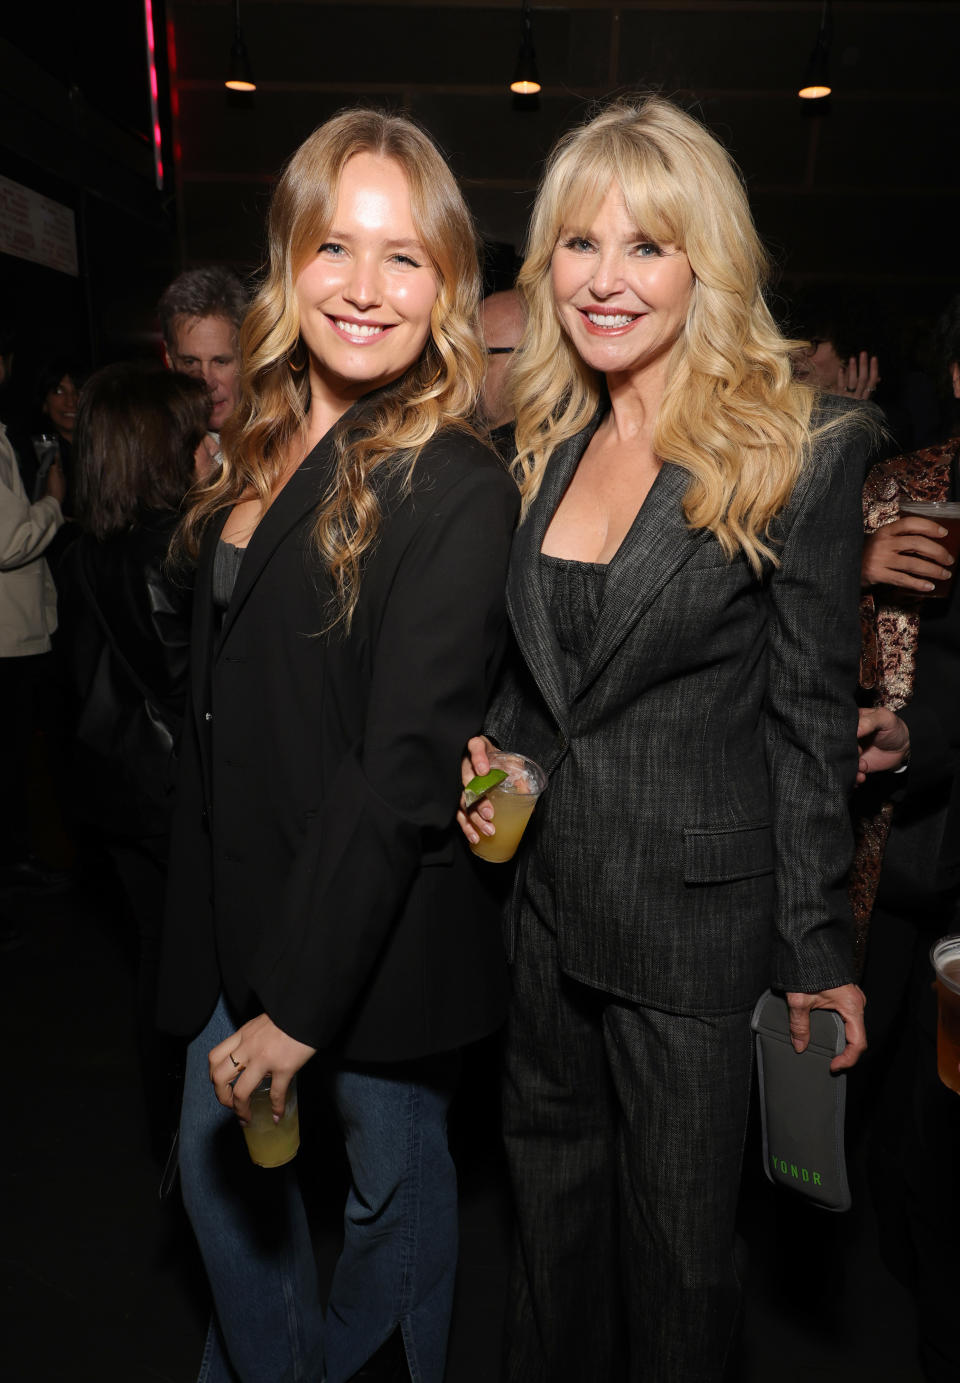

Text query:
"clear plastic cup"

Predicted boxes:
[[469, 751, 547, 864], [241, 1075, 300, 1167], [930, 935, 960, 1095], [898, 502, 960, 597]]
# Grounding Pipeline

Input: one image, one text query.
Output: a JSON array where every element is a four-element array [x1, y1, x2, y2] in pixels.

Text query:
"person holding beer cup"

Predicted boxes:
[[850, 292, 960, 1382], [458, 95, 872, 1382]]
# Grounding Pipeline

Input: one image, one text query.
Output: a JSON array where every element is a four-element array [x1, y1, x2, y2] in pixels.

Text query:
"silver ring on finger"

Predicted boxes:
[[228, 1051, 242, 1069]]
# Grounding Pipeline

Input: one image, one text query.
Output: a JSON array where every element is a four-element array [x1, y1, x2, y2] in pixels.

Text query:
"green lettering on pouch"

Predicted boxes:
[[772, 1156, 820, 1185]]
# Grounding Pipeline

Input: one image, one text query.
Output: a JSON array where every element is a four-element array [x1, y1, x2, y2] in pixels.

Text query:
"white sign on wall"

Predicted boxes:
[[0, 174, 79, 278]]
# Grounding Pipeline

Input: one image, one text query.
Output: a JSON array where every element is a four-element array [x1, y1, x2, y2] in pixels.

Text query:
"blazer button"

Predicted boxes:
[[204, 711, 213, 722]]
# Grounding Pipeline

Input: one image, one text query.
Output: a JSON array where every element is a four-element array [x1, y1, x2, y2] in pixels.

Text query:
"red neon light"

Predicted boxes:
[[166, 13, 181, 178], [143, 0, 163, 190]]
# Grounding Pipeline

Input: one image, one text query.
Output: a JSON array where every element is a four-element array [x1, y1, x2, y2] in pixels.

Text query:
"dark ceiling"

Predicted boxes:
[[0, 1, 956, 362], [163, 1, 957, 295]]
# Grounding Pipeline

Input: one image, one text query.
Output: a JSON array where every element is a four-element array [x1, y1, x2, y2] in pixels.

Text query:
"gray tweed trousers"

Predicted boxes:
[[502, 855, 754, 1383]]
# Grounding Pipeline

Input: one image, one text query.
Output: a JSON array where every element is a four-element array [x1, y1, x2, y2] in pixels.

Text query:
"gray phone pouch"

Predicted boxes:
[[750, 989, 851, 1212]]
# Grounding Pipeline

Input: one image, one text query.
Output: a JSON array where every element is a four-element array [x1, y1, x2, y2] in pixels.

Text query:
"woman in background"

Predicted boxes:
[[460, 95, 870, 1382], [32, 355, 83, 504], [61, 363, 211, 1156]]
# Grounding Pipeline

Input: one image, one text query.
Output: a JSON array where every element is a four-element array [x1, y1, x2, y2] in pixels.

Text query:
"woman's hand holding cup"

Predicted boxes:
[[457, 735, 498, 844]]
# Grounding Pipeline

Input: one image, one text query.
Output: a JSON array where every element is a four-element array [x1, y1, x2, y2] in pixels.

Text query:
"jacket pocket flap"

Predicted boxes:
[[684, 822, 773, 884]]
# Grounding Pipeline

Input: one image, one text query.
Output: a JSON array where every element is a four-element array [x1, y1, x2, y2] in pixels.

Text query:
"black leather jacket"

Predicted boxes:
[[58, 511, 192, 838]]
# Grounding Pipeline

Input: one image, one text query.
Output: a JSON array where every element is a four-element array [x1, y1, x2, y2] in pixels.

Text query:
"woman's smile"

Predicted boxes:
[[578, 307, 646, 334], [324, 313, 396, 344]]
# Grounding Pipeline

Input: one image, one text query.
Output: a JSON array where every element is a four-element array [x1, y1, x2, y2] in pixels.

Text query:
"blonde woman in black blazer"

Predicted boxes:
[[460, 96, 870, 1383], [158, 112, 518, 1383]]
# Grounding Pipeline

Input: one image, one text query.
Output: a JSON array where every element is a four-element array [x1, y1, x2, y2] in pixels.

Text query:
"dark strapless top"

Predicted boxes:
[[539, 552, 606, 689], [212, 539, 245, 614]]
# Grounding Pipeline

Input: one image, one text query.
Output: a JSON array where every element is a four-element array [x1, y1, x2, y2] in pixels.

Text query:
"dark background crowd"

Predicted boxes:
[[2, 3, 959, 1381]]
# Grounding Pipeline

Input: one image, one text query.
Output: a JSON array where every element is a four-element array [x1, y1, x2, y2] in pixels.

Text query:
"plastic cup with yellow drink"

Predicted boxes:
[[242, 1075, 301, 1167], [466, 750, 547, 863]]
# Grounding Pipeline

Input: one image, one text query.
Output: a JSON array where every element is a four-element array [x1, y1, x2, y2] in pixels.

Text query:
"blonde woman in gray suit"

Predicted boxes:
[[460, 96, 870, 1383]]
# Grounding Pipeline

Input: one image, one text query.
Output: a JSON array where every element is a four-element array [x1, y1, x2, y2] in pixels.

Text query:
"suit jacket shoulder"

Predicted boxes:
[[397, 426, 517, 500]]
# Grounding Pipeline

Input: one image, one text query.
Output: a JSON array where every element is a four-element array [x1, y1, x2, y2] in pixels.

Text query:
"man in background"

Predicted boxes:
[[158, 266, 248, 440]]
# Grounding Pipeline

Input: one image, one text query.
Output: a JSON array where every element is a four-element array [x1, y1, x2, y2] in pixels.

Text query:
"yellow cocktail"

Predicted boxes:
[[242, 1076, 301, 1167], [469, 751, 547, 863]]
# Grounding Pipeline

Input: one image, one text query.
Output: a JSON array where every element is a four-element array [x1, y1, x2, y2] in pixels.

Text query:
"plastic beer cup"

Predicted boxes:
[[898, 502, 960, 597], [469, 751, 547, 864], [930, 935, 960, 1095], [242, 1075, 301, 1167]]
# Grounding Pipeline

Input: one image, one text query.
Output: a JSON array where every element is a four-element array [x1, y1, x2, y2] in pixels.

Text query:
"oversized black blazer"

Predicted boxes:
[[486, 402, 873, 1015], [158, 424, 520, 1062]]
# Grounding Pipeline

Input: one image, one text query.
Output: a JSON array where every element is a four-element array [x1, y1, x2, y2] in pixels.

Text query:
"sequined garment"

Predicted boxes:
[[850, 437, 960, 966]]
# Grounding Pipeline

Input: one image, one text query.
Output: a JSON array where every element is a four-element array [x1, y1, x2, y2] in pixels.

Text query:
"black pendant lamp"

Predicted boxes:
[[225, 0, 256, 93], [510, 1, 541, 95], [798, 0, 833, 100]]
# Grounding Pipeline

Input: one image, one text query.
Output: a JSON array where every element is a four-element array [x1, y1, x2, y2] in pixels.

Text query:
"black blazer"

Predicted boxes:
[[158, 424, 520, 1062], [57, 514, 191, 838], [487, 404, 873, 1015]]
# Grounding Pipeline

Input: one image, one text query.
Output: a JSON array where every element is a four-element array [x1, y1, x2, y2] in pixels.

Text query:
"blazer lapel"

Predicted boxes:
[[216, 439, 334, 653], [190, 508, 226, 732], [507, 415, 602, 734], [186, 439, 333, 804], [187, 508, 227, 807], [576, 460, 712, 696]]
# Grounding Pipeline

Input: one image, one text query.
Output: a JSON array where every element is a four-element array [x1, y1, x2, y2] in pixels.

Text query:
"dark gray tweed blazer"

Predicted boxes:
[[487, 405, 871, 1015]]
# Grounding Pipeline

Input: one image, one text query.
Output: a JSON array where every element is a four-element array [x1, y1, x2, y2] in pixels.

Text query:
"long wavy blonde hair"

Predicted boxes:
[[178, 108, 484, 627], [512, 95, 833, 570]]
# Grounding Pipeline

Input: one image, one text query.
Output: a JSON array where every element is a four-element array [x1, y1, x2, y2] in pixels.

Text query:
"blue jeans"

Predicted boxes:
[[179, 995, 460, 1383]]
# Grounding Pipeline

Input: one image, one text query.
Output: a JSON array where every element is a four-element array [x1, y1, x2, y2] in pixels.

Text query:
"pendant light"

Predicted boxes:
[[225, 0, 256, 93], [510, 1, 541, 96], [799, 0, 833, 100]]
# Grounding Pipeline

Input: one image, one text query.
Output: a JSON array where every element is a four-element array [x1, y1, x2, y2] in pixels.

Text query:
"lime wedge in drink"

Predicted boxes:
[[463, 768, 507, 807]]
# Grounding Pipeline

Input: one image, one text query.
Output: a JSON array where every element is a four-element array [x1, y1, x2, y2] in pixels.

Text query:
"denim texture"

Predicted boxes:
[[324, 1058, 460, 1382], [180, 996, 325, 1383], [179, 995, 459, 1383], [502, 874, 754, 1383]]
